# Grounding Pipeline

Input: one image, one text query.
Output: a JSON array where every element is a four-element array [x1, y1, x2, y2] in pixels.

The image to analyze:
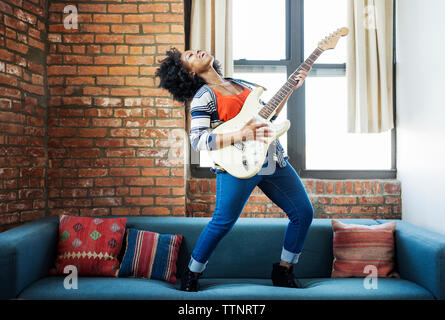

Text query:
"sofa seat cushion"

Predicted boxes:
[[18, 277, 434, 300]]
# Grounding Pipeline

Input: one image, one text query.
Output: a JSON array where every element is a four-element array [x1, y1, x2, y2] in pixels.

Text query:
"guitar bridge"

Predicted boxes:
[[242, 156, 249, 171]]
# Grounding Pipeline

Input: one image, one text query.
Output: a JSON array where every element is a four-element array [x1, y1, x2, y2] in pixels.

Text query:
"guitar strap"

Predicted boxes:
[[225, 77, 267, 91]]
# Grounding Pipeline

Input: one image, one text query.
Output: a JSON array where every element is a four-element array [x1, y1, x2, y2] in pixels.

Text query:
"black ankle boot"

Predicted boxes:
[[180, 267, 202, 292], [271, 262, 301, 288]]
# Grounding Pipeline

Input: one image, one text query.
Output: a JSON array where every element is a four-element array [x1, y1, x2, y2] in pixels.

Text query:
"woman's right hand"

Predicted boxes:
[[237, 118, 274, 144]]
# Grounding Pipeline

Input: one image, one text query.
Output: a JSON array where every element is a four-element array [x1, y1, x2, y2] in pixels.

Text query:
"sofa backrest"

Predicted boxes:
[[123, 217, 381, 279]]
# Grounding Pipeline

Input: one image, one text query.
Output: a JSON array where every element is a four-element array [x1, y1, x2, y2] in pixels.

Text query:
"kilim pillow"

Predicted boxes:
[[50, 215, 127, 277], [331, 220, 399, 278], [117, 228, 183, 284]]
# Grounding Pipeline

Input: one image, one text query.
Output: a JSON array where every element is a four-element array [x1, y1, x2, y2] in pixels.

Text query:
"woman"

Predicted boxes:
[[155, 47, 314, 292]]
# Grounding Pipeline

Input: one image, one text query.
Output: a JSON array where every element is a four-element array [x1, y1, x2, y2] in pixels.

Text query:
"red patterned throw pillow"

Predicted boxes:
[[50, 215, 127, 277], [331, 220, 399, 278]]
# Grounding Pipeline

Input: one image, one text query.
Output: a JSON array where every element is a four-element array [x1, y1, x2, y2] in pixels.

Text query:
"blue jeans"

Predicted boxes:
[[188, 160, 314, 273]]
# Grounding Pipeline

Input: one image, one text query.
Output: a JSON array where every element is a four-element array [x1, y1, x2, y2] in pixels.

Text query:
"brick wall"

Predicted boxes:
[[0, 0, 402, 232], [45, 0, 186, 219], [187, 178, 401, 219], [0, 0, 48, 232]]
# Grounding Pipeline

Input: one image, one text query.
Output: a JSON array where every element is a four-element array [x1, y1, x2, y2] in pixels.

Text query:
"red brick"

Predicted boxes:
[[326, 182, 334, 194], [315, 181, 324, 194], [139, 4, 169, 13], [125, 197, 154, 206], [188, 180, 198, 193], [93, 14, 122, 23], [172, 187, 185, 195], [244, 204, 266, 213], [0, 212, 20, 225], [171, 3, 184, 13], [155, 34, 184, 44], [143, 187, 170, 196], [323, 206, 349, 214], [81, 24, 110, 33], [4, 15, 28, 32], [126, 35, 155, 44], [199, 180, 208, 193], [96, 35, 124, 43], [354, 181, 363, 194], [108, 4, 138, 13], [83, 87, 110, 95], [124, 56, 154, 65], [344, 181, 353, 194], [142, 168, 169, 176], [142, 24, 170, 34], [123, 14, 153, 23], [78, 66, 108, 75], [125, 177, 154, 186], [125, 158, 155, 167], [172, 206, 186, 216], [14, 8, 37, 25], [331, 197, 357, 205], [317, 197, 330, 204], [93, 197, 122, 206], [156, 177, 184, 186], [142, 206, 170, 215], [94, 56, 123, 65], [110, 88, 139, 96], [110, 168, 140, 176], [154, 14, 184, 23], [171, 24, 184, 33], [111, 25, 139, 34], [373, 181, 382, 194], [156, 197, 184, 205], [385, 197, 401, 205], [63, 34, 94, 43], [112, 207, 140, 216], [126, 139, 153, 147], [384, 183, 401, 194], [350, 206, 376, 214], [358, 196, 384, 204]]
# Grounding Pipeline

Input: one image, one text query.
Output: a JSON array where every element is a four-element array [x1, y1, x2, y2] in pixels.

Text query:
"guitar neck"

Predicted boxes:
[[258, 47, 325, 120]]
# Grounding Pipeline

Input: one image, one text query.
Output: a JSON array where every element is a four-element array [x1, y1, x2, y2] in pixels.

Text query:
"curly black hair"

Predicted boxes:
[[155, 47, 223, 103]]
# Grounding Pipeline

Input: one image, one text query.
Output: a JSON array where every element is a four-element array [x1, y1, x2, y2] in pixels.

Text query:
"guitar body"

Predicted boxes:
[[207, 87, 290, 179]]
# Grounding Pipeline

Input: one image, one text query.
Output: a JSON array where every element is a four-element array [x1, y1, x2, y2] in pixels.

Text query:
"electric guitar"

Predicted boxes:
[[208, 27, 349, 178]]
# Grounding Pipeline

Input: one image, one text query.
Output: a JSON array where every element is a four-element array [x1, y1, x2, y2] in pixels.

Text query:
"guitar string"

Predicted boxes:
[[258, 47, 324, 119]]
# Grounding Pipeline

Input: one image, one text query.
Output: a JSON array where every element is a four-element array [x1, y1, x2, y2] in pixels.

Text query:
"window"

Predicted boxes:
[[191, 0, 396, 179], [304, 0, 392, 171]]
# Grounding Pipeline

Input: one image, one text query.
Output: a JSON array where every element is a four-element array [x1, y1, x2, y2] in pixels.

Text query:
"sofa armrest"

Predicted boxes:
[[394, 221, 445, 300], [0, 217, 58, 299]]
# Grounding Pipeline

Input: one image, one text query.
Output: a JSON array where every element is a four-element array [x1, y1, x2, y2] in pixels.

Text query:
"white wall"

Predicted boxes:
[[396, 0, 445, 234]]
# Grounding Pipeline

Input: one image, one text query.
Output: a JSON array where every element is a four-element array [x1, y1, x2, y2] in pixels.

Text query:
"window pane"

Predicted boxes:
[[305, 76, 392, 170], [304, 0, 347, 64], [199, 67, 288, 167], [233, 0, 286, 60]]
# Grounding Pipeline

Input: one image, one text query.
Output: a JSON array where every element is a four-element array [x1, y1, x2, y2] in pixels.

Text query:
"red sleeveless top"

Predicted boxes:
[[214, 86, 251, 122]]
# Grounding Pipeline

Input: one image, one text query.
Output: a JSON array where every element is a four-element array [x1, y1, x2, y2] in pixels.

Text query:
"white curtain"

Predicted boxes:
[[190, 0, 234, 77], [346, 0, 394, 133]]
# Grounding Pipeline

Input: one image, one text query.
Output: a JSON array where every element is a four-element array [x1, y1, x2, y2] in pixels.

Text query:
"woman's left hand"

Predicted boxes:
[[291, 67, 311, 89]]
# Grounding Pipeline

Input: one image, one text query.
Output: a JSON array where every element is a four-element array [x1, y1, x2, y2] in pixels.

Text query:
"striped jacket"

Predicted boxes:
[[189, 78, 288, 173]]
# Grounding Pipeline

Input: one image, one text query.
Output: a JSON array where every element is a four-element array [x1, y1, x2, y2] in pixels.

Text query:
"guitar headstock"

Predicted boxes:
[[318, 27, 349, 51]]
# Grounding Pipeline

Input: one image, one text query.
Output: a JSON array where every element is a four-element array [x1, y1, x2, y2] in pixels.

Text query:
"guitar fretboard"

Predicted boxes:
[[258, 47, 325, 119]]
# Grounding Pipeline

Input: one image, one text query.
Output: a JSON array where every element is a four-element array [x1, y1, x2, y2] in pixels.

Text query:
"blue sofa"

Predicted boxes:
[[0, 216, 444, 300]]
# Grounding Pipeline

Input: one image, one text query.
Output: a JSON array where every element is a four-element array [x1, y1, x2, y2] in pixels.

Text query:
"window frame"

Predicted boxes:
[[190, 0, 397, 179]]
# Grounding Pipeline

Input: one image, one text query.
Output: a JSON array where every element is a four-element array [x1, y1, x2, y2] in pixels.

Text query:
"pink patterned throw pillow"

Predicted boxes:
[[331, 220, 399, 278]]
